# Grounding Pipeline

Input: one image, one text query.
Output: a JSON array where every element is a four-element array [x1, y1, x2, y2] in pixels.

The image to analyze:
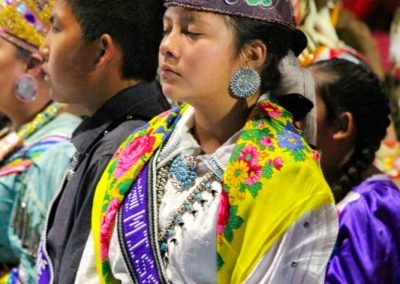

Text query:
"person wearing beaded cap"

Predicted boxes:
[[83, 0, 339, 283], [0, 0, 82, 283]]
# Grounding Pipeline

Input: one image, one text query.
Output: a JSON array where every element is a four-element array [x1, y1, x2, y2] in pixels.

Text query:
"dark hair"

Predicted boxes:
[[310, 58, 390, 201], [15, 46, 31, 60], [66, 0, 164, 81], [227, 17, 292, 93]]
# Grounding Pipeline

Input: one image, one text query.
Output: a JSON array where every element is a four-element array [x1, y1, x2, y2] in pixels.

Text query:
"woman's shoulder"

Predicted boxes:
[[25, 113, 82, 145], [34, 112, 82, 137]]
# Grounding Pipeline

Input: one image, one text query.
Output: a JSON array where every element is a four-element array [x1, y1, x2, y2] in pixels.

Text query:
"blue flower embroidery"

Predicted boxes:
[[277, 124, 304, 151]]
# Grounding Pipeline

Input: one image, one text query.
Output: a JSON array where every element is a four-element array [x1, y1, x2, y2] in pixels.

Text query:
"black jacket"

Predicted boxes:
[[45, 82, 169, 284]]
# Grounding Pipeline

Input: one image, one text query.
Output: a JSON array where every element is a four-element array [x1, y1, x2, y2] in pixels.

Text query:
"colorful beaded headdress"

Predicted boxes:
[[0, 0, 54, 52], [164, 0, 307, 55]]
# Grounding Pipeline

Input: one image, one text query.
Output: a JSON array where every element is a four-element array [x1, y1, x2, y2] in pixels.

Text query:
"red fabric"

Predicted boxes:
[[372, 31, 391, 72], [342, 0, 377, 19]]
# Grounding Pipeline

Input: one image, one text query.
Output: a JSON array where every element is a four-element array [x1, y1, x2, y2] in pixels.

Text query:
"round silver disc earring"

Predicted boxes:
[[15, 74, 38, 103], [229, 67, 261, 99]]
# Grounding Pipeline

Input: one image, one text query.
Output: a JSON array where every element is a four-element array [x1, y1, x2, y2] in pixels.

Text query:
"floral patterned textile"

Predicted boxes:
[[92, 100, 335, 283], [375, 140, 400, 179], [0, 135, 69, 176]]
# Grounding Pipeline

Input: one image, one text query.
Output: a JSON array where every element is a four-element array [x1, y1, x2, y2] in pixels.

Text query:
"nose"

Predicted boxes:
[[39, 44, 49, 62], [39, 45, 49, 62], [159, 30, 180, 60]]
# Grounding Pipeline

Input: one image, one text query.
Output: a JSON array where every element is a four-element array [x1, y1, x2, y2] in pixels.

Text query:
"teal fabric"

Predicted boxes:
[[0, 113, 81, 282]]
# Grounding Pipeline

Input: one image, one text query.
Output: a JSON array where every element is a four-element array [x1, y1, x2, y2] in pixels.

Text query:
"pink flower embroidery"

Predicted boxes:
[[114, 131, 156, 178], [100, 199, 121, 260], [239, 145, 259, 166], [260, 136, 273, 147], [257, 121, 265, 128], [273, 157, 283, 170], [217, 190, 230, 235], [259, 102, 282, 118], [311, 149, 320, 162], [245, 164, 262, 185]]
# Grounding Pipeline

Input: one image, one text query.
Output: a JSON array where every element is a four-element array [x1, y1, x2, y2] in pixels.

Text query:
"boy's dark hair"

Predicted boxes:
[[67, 0, 164, 81], [310, 58, 390, 201]]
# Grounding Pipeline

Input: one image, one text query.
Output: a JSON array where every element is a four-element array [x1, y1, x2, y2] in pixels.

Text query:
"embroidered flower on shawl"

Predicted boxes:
[[259, 101, 282, 118], [114, 131, 156, 178], [245, 163, 262, 185], [100, 199, 121, 260], [236, 192, 246, 200], [311, 149, 320, 162], [217, 190, 230, 234], [239, 145, 259, 166], [273, 157, 283, 170], [257, 121, 265, 128], [260, 135, 273, 147], [225, 160, 249, 188], [277, 127, 303, 151]]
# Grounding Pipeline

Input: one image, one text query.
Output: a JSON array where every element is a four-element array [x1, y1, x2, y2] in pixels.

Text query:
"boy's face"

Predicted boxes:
[[41, 0, 98, 106]]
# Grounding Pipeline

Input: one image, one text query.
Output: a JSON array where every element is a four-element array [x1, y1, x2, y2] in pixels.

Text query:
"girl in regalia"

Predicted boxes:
[[89, 0, 339, 283], [0, 1, 81, 283], [308, 58, 400, 283]]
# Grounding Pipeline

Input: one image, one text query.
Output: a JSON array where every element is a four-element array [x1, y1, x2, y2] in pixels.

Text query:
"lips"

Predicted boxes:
[[159, 64, 180, 79]]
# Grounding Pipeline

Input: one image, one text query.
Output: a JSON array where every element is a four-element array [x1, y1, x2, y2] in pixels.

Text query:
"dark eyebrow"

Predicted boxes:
[[49, 15, 54, 24], [162, 13, 195, 24], [181, 14, 196, 25], [162, 14, 172, 22], [163, 12, 210, 27]]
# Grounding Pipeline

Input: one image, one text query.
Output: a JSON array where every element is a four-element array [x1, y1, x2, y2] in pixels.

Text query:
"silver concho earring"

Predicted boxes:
[[229, 67, 261, 99], [15, 74, 38, 103]]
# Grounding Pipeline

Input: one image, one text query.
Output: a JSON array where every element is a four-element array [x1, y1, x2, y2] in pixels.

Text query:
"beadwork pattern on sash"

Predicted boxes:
[[118, 164, 167, 283]]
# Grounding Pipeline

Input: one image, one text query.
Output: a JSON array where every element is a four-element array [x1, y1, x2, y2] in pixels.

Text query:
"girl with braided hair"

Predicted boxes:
[[308, 58, 400, 283]]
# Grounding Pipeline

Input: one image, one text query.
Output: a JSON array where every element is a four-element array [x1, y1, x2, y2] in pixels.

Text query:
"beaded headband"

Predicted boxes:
[[0, 0, 54, 52], [164, 0, 307, 55]]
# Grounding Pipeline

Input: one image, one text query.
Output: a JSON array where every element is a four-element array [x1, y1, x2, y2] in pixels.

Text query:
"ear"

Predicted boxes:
[[332, 111, 354, 140], [241, 39, 267, 71], [96, 34, 114, 68], [25, 53, 44, 78]]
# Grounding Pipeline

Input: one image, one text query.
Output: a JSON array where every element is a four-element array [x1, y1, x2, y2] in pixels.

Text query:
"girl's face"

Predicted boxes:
[[315, 89, 349, 182], [0, 37, 27, 113], [159, 7, 243, 107], [315, 92, 332, 161]]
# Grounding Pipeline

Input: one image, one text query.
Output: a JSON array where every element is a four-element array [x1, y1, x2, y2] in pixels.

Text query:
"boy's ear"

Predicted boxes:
[[332, 111, 354, 140], [96, 34, 114, 66]]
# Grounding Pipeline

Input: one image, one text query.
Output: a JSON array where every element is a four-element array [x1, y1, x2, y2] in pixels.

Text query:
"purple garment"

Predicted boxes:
[[325, 175, 400, 283]]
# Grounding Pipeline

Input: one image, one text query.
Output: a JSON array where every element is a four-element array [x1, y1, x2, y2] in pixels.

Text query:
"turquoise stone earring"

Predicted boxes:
[[230, 67, 261, 98]]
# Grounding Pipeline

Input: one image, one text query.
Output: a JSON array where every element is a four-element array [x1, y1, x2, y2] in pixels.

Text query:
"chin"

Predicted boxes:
[[162, 85, 179, 101]]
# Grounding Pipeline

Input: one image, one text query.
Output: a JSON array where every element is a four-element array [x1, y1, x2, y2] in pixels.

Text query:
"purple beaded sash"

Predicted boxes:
[[119, 164, 166, 283]]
